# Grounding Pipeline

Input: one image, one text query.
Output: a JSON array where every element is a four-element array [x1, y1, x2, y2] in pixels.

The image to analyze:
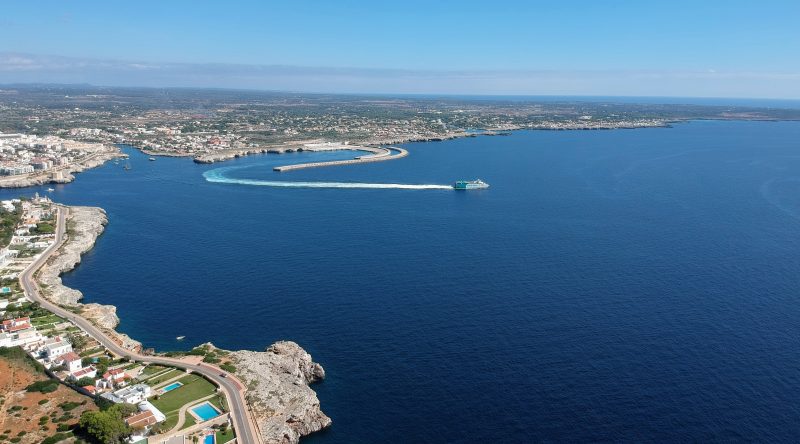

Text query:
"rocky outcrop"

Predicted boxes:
[[38, 206, 142, 351], [39, 207, 107, 306], [228, 341, 331, 444]]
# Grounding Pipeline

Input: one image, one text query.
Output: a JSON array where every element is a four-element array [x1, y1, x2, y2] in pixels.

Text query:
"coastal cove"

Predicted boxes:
[[4, 120, 800, 442]]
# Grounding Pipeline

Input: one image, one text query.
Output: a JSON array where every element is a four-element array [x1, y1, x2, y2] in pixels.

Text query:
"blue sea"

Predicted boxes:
[[4, 120, 800, 442]]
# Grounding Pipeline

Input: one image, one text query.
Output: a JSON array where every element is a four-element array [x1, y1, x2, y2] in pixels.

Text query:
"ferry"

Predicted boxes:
[[453, 179, 489, 190]]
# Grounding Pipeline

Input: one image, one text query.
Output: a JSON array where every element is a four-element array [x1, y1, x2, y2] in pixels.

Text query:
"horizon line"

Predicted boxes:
[[2, 82, 800, 104]]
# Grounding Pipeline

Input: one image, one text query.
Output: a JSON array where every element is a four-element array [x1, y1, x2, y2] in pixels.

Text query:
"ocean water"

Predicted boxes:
[[5, 120, 800, 442]]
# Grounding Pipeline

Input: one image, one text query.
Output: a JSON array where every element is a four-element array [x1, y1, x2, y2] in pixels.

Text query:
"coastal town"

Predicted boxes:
[[0, 131, 122, 188], [0, 195, 235, 443], [0, 195, 329, 444], [3, 85, 797, 169]]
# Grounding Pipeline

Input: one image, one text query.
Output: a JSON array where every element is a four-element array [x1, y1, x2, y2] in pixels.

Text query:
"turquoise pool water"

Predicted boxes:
[[191, 402, 220, 421], [204, 435, 215, 444], [161, 382, 183, 392]]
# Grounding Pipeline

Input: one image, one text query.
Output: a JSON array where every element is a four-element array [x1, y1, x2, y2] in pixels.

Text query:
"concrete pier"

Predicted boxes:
[[274, 146, 408, 172]]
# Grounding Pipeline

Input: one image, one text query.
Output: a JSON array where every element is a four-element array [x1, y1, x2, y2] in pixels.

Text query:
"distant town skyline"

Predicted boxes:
[[1, 1, 799, 98]]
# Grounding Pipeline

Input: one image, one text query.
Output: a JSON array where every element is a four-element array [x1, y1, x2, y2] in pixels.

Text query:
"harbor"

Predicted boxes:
[[273, 146, 408, 172]]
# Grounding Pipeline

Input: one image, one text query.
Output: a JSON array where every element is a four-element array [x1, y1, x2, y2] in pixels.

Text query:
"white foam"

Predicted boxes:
[[203, 169, 452, 190]]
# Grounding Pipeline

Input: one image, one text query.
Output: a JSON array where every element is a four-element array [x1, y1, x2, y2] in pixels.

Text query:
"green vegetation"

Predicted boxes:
[[31, 313, 65, 327], [219, 363, 236, 373], [143, 368, 179, 385], [150, 374, 218, 429], [41, 432, 72, 444], [216, 424, 235, 443], [139, 364, 169, 377], [33, 222, 55, 234], [78, 403, 133, 444], [0, 204, 22, 248], [67, 332, 89, 351], [25, 379, 60, 393], [59, 401, 82, 411], [76, 376, 96, 387]]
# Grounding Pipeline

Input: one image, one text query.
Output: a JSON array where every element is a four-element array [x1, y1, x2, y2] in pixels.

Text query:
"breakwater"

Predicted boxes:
[[273, 146, 408, 172]]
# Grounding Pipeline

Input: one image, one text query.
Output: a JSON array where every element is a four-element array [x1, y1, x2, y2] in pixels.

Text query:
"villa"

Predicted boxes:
[[54, 351, 83, 373], [125, 409, 159, 429], [98, 367, 128, 388], [0, 319, 42, 348], [100, 383, 152, 404], [40, 336, 72, 362], [70, 365, 98, 381], [137, 400, 167, 423], [1, 317, 31, 333]]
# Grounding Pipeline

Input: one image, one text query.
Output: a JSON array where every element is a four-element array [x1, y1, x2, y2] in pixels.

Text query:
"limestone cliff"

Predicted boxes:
[[38, 206, 141, 351], [228, 341, 331, 444]]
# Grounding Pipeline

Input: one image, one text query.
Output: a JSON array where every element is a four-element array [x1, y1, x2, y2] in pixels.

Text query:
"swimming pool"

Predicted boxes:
[[161, 382, 183, 392], [190, 402, 221, 421], [203, 435, 215, 444]]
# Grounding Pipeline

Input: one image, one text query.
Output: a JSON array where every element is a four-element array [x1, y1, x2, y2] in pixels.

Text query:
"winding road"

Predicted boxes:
[[20, 206, 261, 444]]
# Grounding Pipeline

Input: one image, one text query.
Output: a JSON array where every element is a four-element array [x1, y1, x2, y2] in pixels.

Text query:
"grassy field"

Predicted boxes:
[[216, 428, 236, 443], [140, 364, 170, 377], [150, 374, 218, 430], [30, 313, 65, 327], [144, 368, 180, 386]]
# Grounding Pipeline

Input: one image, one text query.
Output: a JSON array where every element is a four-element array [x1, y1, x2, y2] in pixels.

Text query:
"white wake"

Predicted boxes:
[[203, 170, 451, 190]]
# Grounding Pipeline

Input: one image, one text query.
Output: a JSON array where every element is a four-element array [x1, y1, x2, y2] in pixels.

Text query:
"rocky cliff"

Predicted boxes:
[[228, 341, 331, 444], [39, 206, 141, 350]]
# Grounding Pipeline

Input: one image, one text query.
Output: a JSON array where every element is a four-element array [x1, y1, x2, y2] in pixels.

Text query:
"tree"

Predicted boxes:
[[78, 405, 131, 444], [76, 377, 96, 387], [67, 332, 88, 351]]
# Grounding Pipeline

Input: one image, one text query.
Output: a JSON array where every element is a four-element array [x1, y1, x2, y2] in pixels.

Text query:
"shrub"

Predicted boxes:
[[41, 433, 70, 444], [60, 401, 81, 411], [26, 379, 59, 393]]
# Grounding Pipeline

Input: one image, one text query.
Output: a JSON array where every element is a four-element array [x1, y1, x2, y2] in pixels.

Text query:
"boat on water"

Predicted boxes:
[[123, 161, 131, 171], [149, 157, 156, 161], [176, 336, 185, 341], [46, 188, 54, 192], [453, 179, 489, 190]]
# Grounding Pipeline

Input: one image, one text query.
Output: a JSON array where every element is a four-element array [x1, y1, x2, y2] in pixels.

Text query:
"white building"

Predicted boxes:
[[138, 400, 167, 423], [70, 365, 98, 381], [41, 337, 72, 361], [101, 384, 152, 404], [54, 351, 83, 373]]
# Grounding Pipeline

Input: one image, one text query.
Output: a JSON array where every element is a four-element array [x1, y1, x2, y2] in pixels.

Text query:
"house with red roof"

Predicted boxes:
[[1, 317, 31, 333], [54, 351, 82, 373]]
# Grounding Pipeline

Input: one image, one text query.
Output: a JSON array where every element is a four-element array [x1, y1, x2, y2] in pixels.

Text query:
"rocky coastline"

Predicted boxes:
[[207, 342, 331, 444], [174, 122, 670, 165], [38, 204, 331, 442], [37, 206, 142, 351]]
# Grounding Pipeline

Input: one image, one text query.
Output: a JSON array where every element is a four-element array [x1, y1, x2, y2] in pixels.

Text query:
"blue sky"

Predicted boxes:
[[1, 0, 799, 97]]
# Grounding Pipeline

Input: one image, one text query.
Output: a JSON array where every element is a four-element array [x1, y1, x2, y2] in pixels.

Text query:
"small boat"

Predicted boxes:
[[176, 336, 185, 341], [453, 179, 489, 190], [124, 161, 131, 171], [46, 188, 55, 192], [149, 157, 156, 161]]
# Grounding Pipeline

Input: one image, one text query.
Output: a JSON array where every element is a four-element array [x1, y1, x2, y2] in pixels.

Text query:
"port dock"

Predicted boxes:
[[273, 146, 408, 172]]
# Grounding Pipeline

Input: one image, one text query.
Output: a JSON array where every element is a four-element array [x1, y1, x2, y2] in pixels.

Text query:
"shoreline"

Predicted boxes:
[[125, 120, 678, 165], [32, 205, 331, 443]]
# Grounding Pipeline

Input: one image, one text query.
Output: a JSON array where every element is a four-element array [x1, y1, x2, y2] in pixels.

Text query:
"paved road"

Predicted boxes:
[[20, 206, 260, 444]]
